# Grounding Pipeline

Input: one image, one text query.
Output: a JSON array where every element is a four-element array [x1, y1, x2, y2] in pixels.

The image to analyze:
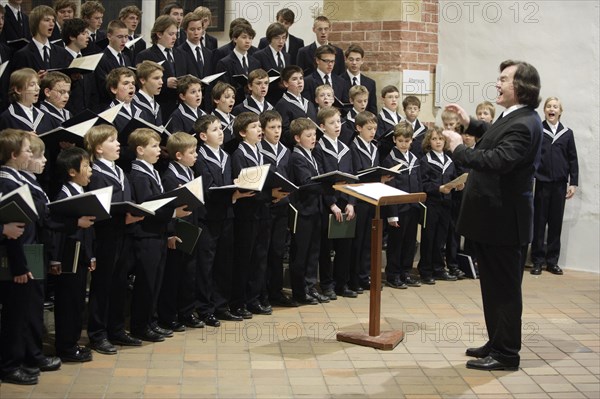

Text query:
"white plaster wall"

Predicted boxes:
[[438, 1, 600, 273]]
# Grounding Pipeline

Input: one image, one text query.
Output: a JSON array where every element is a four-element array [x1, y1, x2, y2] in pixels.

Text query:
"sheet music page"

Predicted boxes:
[[345, 182, 408, 200]]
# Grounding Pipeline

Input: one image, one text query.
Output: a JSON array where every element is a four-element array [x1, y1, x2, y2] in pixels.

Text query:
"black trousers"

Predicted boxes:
[[350, 203, 373, 288], [290, 213, 321, 298], [54, 262, 88, 353], [0, 281, 30, 375], [87, 230, 131, 342], [24, 279, 45, 366], [385, 207, 420, 279], [265, 206, 289, 300], [196, 219, 233, 315], [157, 248, 197, 323], [531, 181, 567, 266], [474, 241, 526, 366], [130, 236, 167, 333], [418, 203, 451, 278], [319, 211, 353, 292]]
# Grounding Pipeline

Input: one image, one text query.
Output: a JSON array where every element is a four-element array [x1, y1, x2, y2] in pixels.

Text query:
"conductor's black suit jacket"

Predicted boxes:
[[452, 106, 542, 246]]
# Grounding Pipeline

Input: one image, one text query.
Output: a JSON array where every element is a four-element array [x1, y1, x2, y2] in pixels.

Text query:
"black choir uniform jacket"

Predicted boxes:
[[296, 42, 345, 76], [288, 146, 322, 216], [202, 34, 218, 51], [212, 109, 235, 150], [535, 120, 579, 186], [123, 34, 147, 63], [39, 100, 71, 125], [166, 103, 207, 135], [376, 108, 404, 160], [82, 30, 107, 56], [11, 40, 71, 74], [339, 71, 378, 115], [49, 24, 64, 47], [178, 40, 215, 111], [382, 147, 422, 217], [215, 51, 261, 105], [258, 33, 304, 65], [313, 136, 356, 209], [175, 28, 187, 48], [135, 44, 195, 120], [409, 119, 428, 160], [0, 5, 31, 44], [212, 41, 258, 67], [258, 140, 291, 210], [302, 70, 349, 106], [132, 92, 163, 126], [96, 48, 133, 108], [340, 108, 358, 145], [64, 48, 98, 114], [231, 142, 272, 221], [252, 46, 290, 105], [350, 136, 378, 175], [232, 95, 274, 116], [0, 43, 11, 112], [108, 100, 143, 172], [193, 144, 234, 221], [420, 151, 457, 208], [275, 92, 318, 148], [0, 103, 58, 134]]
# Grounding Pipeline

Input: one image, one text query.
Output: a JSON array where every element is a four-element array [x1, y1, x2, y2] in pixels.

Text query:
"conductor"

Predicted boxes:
[[443, 60, 542, 371]]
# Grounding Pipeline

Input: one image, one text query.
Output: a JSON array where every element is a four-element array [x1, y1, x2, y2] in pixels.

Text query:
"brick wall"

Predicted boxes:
[[329, 0, 438, 73]]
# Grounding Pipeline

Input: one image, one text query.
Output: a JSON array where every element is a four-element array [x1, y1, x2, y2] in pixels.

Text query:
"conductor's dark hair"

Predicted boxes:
[[56, 146, 90, 184], [499, 60, 541, 108]]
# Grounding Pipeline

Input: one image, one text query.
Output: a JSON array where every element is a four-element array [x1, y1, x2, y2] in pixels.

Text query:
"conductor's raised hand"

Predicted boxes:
[[445, 103, 470, 127], [442, 129, 463, 153]]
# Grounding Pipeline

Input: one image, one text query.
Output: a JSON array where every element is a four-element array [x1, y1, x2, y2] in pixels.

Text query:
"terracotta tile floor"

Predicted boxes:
[[1, 269, 598, 398]]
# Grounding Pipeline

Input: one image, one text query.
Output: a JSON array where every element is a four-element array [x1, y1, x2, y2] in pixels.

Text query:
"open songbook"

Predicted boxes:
[[311, 170, 359, 184], [153, 177, 204, 210], [209, 164, 271, 193], [62, 104, 122, 129], [178, 71, 226, 86], [356, 164, 409, 182], [125, 35, 144, 49], [47, 53, 104, 75], [0, 184, 39, 224], [111, 197, 176, 218], [48, 186, 113, 221], [38, 117, 99, 146]]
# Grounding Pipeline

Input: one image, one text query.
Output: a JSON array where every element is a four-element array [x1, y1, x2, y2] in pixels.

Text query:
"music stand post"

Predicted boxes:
[[333, 183, 426, 350]]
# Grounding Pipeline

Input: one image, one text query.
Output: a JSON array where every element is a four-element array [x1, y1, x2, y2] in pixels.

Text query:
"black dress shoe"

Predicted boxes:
[[21, 366, 40, 376], [322, 288, 337, 303], [151, 323, 174, 337], [404, 276, 421, 287], [349, 285, 364, 294], [309, 289, 330, 303], [1, 369, 38, 385], [90, 338, 118, 355], [159, 320, 185, 332], [247, 303, 273, 315], [336, 288, 358, 298], [232, 307, 253, 319], [180, 314, 205, 328], [260, 299, 273, 312], [59, 348, 93, 363], [466, 355, 518, 371], [386, 278, 408, 289], [434, 271, 457, 281], [421, 277, 436, 285], [202, 314, 221, 327], [109, 333, 143, 347], [37, 356, 62, 372], [294, 295, 318, 305], [131, 327, 165, 342], [466, 345, 490, 358], [271, 296, 299, 307], [448, 267, 466, 279], [361, 282, 371, 290], [531, 264, 542, 275], [215, 310, 243, 321], [546, 264, 563, 275]]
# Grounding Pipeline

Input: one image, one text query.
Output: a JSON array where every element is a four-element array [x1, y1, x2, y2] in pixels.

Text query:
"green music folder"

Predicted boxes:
[[328, 214, 357, 239]]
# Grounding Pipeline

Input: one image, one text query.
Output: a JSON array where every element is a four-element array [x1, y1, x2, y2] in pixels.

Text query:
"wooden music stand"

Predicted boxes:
[[333, 183, 426, 350]]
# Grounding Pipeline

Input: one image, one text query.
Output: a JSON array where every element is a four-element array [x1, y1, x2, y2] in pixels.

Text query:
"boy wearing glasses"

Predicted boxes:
[[302, 45, 348, 107]]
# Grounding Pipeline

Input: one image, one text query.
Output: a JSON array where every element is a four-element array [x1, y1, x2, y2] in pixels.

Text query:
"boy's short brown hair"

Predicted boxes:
[[128, 128, 161, 152], [181, 11, 203, 31], [276, 8, 295, 24], [151, 15, 177, 44], [84, 125, 117, 161], [194, 6, 212, 21], [280, 65, 303, 82], [119, 5, 142, 20], [227, 18, 251, 39], [259, 110, 282, 129], [29, 135, 45, 156], [315, 44, 336, 60], [233, 112, 259, 141], [381, 85, 399, 98], [81, 1, 104, 20], [40, 71, 71, 93], [177, 75, 203, 97], [193, 114, 219, 136], [30, 6, 57, 37], [107, 19, 127, 35], [355, 111, 377, 128], [349, 85, 368, 101], [136, 60, 164, 82], [314, 15, 331, 27], [344, 43, 364, 58], [167, 132, 198, 159], [422, 125, 448, 153], [315, 84, 333, 98], [317, 107, 340, 125], [0, 129, 29, 162], [232, 23, 255, 40], [8, 68, 38, 104], [211, 81, 235, 103], [248, 68, 268, 85], [441, 109, 458, 122], [266, 22, 287, 42], [54, 0, 78, 14], [290, 118, 315, 139], [106, 67, 135, 92], [476, 100, 496, 119], [402, 95, 421, 110], [393, 121, 414, 140]]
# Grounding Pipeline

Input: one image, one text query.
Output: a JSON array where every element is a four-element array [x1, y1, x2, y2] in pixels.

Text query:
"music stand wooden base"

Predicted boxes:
[[333, 183, 426, 350], [337, 330, 405, 350]]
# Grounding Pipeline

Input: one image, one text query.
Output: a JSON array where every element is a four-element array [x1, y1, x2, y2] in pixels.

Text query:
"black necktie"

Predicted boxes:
[[165, 48, 175, 74], [118, 52, 124, 66], [276, 52, 283, 69], [43, 46, 50, 68], [324, 74, 330, 85], [242, 55, 248, 75], [17, 10, 22, 26], [195, 46, 204, 73], [200, 37, 204, 46], [353, 77, 358, 86], [129, 35, 134, 41], [90, 33, 96, 42], [76, 53, 82, 58], [31, 108, 38, 123]]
